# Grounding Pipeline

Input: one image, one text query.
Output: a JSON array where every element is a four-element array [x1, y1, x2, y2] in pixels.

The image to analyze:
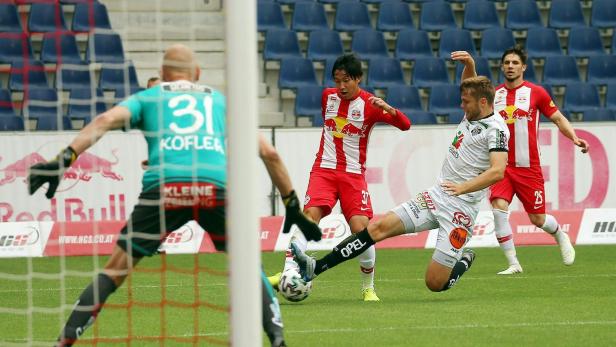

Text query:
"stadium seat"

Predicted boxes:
[[447, 110, 466, 124], [85, 31, 125, 63], [99, 62, 140, 95], [28, 3, 67, 32], [408, 111, 437, 125], [56, 63, 94, 90], [0, 3, 22, 32], [351, 29, 389, 61], [463, 0, 500, 31], [480, 27, 515, 60], [22, 88, 62, 122], [563, 83, 601, 113], [587, 55, 616, 86], [323, 58, 336, 87], [542, 56, 580, 86], [607, 84, 616, 110], [279, 57, 319, 90], [72, 2, 112, 32], [36, 115, 73, 131], [590, 0, 616, 29], [263, 29, 302, 61], [257, 2, 285, 32], [428, 84, 461, 116], [334, 1, 371, 32], [548, 0, 585, 29], [377, 1, 414, 32], [387, 85, 423, 114], [8, 60, 49, 91], [412, 57, 450, 89], [307, 29, 344, 61], [583, 109, 615, 122], [505, 0, 542, 30], [0, 33, 34, 63], [498, 59, 538, 84], [292, 2, 328, 32], [0, 116, 24, 131], [0, 89, 16, 118], [312, 112, 324, 127], [567, 27, 606, 58], [367, 57, 405, 89], [295, 85, 323, 120], [40, 32, 83, 64], [67, 88, 107, 123], [455, 56, 491, 83], [419, 1, 457, 32], [438, 28, 477, 59], [525, 27, 563, 59], [395, 29, 433, 62]]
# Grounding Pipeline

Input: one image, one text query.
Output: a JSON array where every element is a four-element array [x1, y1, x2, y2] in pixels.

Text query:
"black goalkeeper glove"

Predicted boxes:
[[28, 146, 78, 199], [282, 190, 322, 242]]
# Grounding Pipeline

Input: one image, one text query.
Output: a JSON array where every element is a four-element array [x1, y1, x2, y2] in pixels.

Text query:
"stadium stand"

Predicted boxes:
[[387, 85, 424, 115], [525, 27, 563, 59], [351, 29, 390, 61], [505, 0, 543, 30], [567, 27, 606, 58], [56, 63, 94, 91], [428, 84, 462, 117], [411, 57, 450, 89], [292, 2, 328, 32], [307, 29, 344, 61], [334, 1, 372, 32], [377, 1, 414, 33], [85, 31, 126, 63], [563, 83, 601, 114], [0, 115, 24, 131], [28, 3, 68, 33], [294, 85, 323, 122], [419, 1, 457, 32], [455, 56, 492, 83], [543, 56, 581, 87], [548, 0, 586, 30], [583, 108, 615, 121], [0, 34, 34, 63], [438, 28, 477, 59], [99, 62, 140, 96], [263, 29, 302, 61], [258, 2, 285, 32], [279, 57, 319, 90], [0, 89, 16, 118], [72, 1, 112, 32], [587, 55, 616, 86], [0, 3, 22, 32], [40, 33, 84, 64], [367, 57, 405, 89], [8, 61, 49, 91], [607, 84, 616, 111], [480, 28, 516, 60], [463, 0, 500, 31], [590, 0, 616, 28], [395, 29, 433, 62]]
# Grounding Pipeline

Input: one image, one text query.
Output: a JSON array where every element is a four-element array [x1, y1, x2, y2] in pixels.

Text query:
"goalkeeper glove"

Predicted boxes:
[[28, 146, 78, 199], [281, 190, 322, 242]]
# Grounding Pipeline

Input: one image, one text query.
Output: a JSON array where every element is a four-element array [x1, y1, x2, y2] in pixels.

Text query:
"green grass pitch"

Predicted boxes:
[[1, 245, 615, 346]]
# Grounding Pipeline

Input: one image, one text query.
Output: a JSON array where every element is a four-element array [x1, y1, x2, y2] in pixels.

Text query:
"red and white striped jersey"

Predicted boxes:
[[494, 81, 558, 168], [313, 88, 411, 174]]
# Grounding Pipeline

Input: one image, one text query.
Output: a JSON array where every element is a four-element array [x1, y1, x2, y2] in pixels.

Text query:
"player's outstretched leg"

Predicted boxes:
[[262, 270, 286, 347], [290, 241, 316, 281], [439, 249, 476, 292], [493, 209, 523, 275]]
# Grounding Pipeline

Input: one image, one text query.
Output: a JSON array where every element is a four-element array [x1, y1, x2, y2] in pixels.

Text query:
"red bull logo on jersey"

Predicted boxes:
[[323, 117, 366, 139], [499, 105, 534, 124]]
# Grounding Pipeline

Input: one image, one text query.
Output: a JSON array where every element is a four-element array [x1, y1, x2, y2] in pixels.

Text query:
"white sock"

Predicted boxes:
[[493, 209, 519, 266], [358, 244, 376, 290], [542, 214, 564, 240], [283, 231, 307, 272]]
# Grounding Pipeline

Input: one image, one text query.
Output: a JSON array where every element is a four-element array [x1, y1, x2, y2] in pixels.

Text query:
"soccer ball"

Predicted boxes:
[[279, 269, 312, 302]]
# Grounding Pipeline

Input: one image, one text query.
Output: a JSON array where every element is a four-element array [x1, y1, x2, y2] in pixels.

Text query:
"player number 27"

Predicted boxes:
[[168, 94, 214, 135]]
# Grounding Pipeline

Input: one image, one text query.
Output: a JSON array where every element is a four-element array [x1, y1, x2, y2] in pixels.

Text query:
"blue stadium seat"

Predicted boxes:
[[307, 29, 343, 61], [395, 29, 433, 61], [9, 60, 49, 91], [548, 0, 585, 29], [563, 83, 601, 113], [0, 89, 16, 118], [279, 57, 319, 90], [323, 58, 336, 87], [292, 2, 328, 32], [351, 29, 389, 61], [67, 88, 107, 123], [72, 2, 112, 32], [463, 0, 499, 31], [587, 55, 616, 86], [387, 85, 423, 114], [377, 1, 414, 32], [419, 1, 456, 32], [480, 27, 515, 60], [526, 27, 562, 59], [438, 28, 477, 59], [583, 109, 615, 122], [447, 110, 466, 124], [40, 32, 83, 64], [455, 57, 491, 83], [543, 56, 580, 86], [607, 84, 616, 110], [505, 0, 542, 30], [56, 63, 94, 90], [590, 0, 616, 29], [263, 29, 302, 61], [85, 31, 125, 63], [412, 57, 449, 88], [334, 1, 371, 32], [367, 57, 405, 89], [295, 85, 323, 120], [498, 59, 538, 84], [22, 88, 64, 127], [258, 2, 285, 32], [567, 27, 605, 58], [36, 115, 73, 131], [312, 112, 324, 127], [408, 111, 437, 125], [0, 116, 24, 131], [99, 62, 140, 95], [0, 4, 23, 32], [428, 84, 461, 116], [114, 87, 144, 100], [28, 3, 67, 32], [0, 33, 34, 63]]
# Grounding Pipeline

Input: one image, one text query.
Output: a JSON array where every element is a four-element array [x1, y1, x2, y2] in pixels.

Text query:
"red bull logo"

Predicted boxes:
[[323, 117, 365, 138], [0, 153, 46, 186], [499, 105, 533, 124]]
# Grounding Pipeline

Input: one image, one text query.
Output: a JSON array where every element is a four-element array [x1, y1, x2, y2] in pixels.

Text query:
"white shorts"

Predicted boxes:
[[392, 186, 479, 268]]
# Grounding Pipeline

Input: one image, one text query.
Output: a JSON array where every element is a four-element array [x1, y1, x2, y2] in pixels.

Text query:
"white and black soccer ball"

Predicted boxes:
[[279, 268, 312, 302]]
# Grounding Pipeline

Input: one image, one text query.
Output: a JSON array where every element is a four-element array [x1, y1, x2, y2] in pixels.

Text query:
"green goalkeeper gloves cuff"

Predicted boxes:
[[28, 146, 78, 199]]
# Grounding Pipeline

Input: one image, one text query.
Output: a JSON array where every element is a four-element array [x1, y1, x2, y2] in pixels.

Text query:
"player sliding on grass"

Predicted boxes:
[[292, 75, 509, 293], [28, 44, 321, 347]]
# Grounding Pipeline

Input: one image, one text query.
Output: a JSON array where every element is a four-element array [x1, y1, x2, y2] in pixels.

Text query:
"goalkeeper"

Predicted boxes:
[[28, 44, 321, 347]]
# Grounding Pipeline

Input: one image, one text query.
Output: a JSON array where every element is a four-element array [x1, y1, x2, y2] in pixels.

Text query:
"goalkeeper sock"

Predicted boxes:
[[57, 273, 117, 346], [314, 228, 375, 276], [261, 271, 285, 346]]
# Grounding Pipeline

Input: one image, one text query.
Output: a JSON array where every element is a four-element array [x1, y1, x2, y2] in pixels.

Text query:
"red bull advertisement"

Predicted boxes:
[[499, 105, 535, 124], [323, 116, 366, 139]]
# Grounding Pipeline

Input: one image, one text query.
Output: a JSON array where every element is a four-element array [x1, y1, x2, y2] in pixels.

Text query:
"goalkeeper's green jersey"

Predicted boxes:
[[119, 80, 226, 191]]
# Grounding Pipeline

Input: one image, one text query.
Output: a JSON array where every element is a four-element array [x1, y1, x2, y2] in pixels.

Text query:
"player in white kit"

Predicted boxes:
[[291, 76, 509, 292]]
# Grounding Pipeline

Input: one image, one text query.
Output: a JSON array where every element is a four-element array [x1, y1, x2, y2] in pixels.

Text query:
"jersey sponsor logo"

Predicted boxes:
[[498, 105, 534, 124], [0, 225, 39, 248], [350, 108, 362, 120], [420, 191, 435, 210], [593, 221, 616, 233], [449, 227, 468, 249], [452, 211, 472, 228], [339, 238, 367, 258], [470, 127, 482, 136], [323, 117, 366, 138]]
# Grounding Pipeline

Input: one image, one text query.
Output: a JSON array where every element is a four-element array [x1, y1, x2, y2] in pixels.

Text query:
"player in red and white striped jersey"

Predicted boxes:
[[460, 47, 589, 275]]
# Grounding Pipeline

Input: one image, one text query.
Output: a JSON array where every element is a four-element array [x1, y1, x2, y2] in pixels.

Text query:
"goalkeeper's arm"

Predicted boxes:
[[68, 106, 132, 155], [259, 135, 321, 241]]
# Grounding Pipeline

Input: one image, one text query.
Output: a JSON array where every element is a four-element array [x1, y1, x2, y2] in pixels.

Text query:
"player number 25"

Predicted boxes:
[[168, 94, 214, 135]]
